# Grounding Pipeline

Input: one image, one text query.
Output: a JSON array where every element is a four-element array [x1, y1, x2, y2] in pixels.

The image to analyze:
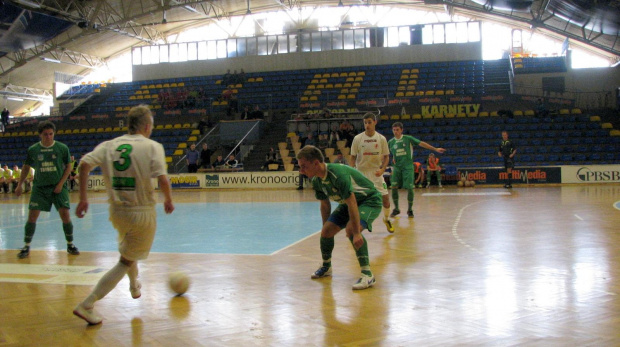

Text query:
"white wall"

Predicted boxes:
[[133, 42, 483, 81]]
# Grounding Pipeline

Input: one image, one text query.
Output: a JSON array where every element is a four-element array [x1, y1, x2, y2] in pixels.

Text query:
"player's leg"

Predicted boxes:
[[55, 190, 79, 255], [373, 175, 394, 233], [312, 205, 346, 279], [346, 204, 380, 290], [403, 170, 414, 217], [74, 256, 134, 325], [390, 169, 402, 217], [436, 170, 442, 187]]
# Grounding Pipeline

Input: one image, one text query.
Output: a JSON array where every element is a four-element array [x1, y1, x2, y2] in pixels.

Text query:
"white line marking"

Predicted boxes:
[[424, 192, 511, 196], [270, 230, 321, 255], [451, 200, 491, 257], [574, 214, 584, 221], [0, 263, 106, 286]]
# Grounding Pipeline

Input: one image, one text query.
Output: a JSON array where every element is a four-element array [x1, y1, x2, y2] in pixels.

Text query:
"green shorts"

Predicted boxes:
[[327, 202, 382, 232], [391, 168, 414, 189], [29, 185, 71, 212]]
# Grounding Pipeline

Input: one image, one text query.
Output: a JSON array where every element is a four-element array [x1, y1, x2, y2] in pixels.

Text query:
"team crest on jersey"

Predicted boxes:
[[37, 154, 44, 161], [52, 154, 57, 159]]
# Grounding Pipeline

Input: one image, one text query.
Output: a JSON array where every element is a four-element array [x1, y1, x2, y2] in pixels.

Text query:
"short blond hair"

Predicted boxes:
[[127, 105, 153, 134], [296, 145, 325, 163]]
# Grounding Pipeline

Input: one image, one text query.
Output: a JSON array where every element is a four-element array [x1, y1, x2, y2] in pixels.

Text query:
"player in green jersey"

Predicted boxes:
[[388, 122, 445, 218], [297, 145, 382, 290], [15, 121, 79, 258]]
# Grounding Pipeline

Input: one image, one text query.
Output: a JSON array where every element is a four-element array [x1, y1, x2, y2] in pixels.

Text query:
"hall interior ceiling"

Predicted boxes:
[[0, 0, 618, 114]]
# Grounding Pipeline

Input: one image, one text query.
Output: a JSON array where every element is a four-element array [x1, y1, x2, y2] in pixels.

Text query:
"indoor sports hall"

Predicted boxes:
[[1, 185, 619, 345]]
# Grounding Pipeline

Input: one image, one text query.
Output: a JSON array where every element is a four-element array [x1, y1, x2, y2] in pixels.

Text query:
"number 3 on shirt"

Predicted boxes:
[[114, 144, 133, 171]]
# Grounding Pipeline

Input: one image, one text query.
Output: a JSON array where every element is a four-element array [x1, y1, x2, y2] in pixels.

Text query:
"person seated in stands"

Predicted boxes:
[[9, 165, 21, 193], [331, 153, 346, 164], [199, 143, 213, 169], [1, 164, 12, 193], [535, 98, 549, 118], [262, 147, 281, 170], [212, 155, 226, 168], [222, 69, 232, 86], [240, 106, 251, 120], [186, 88, 198, 108], [320, 108, 332, 119], [197, 117, 211, 135], [176, 88, 188, 109], [329, 123, 341, 148], [24, 167, 34, 193], [225, 154, 239, 168], [302, 132, 317, 147], [68, 156, 79, 191], [318, 134, 329, 152], [249, 105, 264, 119], [164, 88, 177, 109]]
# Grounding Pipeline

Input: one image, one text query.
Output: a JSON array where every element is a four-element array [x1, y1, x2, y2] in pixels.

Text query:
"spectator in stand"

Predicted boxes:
[[199, 143, 213, 169], [262, 147, 281, 170], [186, 143, 200, 173], [238, 69, 247, 84], [197, 117, 211, 135], [535, 98, 549, 118], [329, 123, 341, 148], [332, 153, 346, 164], [68, 156, 79, 191], [222, 69, 232, 86], [24, 166, 35, 193], [212, 155, 226, 168], [225, 154, 238, 168], [240, 106, 251, 120], [425, 153, 442, 188], [320, 108, 332, 119], [318, 134, 329, 152], [413, 161, 424, 188], [11, 165, 21, 193], [1, 164, 12, 193], [303, 132, 317, 147], [221, 87, 233, 101], [250, 105, 264, 120], [1, 108, 9, 131], [186, 88, 198, 108]]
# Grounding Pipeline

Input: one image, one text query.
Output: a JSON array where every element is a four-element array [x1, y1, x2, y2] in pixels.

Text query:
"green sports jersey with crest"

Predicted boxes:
[[311, 163, 382, 207], [24, 141, 71, 187], [388, 135, 421, 171]]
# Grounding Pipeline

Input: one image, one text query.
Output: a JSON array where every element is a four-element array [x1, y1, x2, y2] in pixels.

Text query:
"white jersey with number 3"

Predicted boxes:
[[81, 134, 167, 207]]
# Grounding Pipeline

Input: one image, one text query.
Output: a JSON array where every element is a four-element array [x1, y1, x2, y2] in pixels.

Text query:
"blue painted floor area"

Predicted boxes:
[[0, 202, 327, 255]]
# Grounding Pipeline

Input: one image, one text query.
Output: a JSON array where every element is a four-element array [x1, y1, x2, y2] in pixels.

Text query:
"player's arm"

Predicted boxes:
[[319, 199, 331, 225], [75, 161, 93, 218], [54, 160, 73, 194], [158, 175, 175, 214], [510, 146, 517, 158], [419, 141, 446, 154], [14, 164, 31, 196], [349, 154, 357, 167], [376, 154, 389, 177], [344, 192, 364, 249]]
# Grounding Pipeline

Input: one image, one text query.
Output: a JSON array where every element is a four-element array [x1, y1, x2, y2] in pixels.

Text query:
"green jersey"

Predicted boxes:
[[388, 135, 421, 170], [24, 141, 71, 187], [311, 163, 382, 207]]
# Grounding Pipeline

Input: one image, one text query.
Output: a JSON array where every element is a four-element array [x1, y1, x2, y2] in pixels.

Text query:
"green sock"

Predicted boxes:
[[320, 237, 334, 268], [391, 188, 399, 211], [63, 222, 74, 243], [348, 235, 372, 276], [407, 189, 414, 211], [24, 222, 36, 244]]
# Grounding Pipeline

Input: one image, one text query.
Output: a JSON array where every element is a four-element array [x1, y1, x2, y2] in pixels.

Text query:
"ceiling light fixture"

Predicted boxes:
[[7, 97, 24, 101], [41, 57, 62, 63]]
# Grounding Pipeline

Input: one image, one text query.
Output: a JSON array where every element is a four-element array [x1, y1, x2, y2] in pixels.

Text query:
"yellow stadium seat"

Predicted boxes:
[[173, 150, 184, 156], [405, 91, 414, 97], [357, 71, 365, 76], [390, 115, 400, 120], [571, 108, 582, 114], [379, 115, 389, 121], [165, 157, 172, 163], [309, 96, 318, 101], [395, 92, 405, 97], [401, 69, 410, 74], [347, 94, 355, 99], [559, 109, 570, 115], [513, 110, 523, 116], [524, 110, 535, 116], [479, 112, 489, 117], [412, 114, 422, 120], [255, 77, 263, 82], [590, 115, 601, 122], [337, 95, 346, 100], [435, 90, 445, 96], [490, 111, 499, 117], [445, 113, 456, 118], [57, 129, 66, 135], [400, 114, 411, 120], [177, 143, 187, 149]]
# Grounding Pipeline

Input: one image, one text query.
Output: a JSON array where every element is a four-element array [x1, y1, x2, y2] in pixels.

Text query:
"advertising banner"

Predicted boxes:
[[202, 171, 301, 189], [457, 166, 562, 185], [168, 174, 202, 189], [561, 165, 620, 184]]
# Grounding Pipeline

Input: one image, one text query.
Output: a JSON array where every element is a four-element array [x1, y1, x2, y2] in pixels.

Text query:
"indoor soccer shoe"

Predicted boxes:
[[130, 281, 142, 299], [311, 266, 332, 279], [407, 210, 414, 218], [390, 209, 400, 217], [17, 246, 30, 259], [67, 244, 80, 255], [352, 274, 376, 290], [73, 304, 103, 325], [383, 218, 395, 233]]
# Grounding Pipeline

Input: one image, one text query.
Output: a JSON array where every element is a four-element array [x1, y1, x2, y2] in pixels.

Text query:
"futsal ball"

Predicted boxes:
[[470, 180, 476, 187], [168, 271, 190, 295], [465, 180, 472, 187], [457, 180, 464, 187]]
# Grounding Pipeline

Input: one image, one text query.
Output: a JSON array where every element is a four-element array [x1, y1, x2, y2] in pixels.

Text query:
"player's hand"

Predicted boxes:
[[352, 233, 364, 250], [436, 148, 446, 154], [164, 201, 175, 214], [53, 185, 62, 194], [76, 201, 89, 218], [14, 186, 22, 197], [374, 169, 383, 177]]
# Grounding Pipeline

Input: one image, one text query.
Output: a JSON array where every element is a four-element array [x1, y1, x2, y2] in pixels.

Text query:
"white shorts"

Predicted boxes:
[[109, 206, 157, 261], [359, 169, 389, 196]]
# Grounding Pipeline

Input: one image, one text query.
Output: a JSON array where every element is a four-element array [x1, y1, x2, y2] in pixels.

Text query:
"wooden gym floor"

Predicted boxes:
[[1, 184, 619, 346]]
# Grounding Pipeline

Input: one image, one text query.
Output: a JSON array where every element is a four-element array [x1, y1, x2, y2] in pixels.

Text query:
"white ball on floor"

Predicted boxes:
[[169, 271, 190, 295]]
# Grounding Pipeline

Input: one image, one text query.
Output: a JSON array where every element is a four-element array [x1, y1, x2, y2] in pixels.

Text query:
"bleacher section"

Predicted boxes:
[[58, 59, 512, 114], [512, 56, 567, 74], [0, 127, 195, 171]]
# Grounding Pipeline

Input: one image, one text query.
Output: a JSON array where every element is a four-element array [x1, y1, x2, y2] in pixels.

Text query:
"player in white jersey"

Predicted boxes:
[[73, 105, 174, 325], [350, 112, 394, 233]]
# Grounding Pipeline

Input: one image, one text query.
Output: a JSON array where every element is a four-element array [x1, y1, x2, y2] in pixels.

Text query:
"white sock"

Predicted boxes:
[[127, 262, 139, 288], [83, 262, 129, 308]]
